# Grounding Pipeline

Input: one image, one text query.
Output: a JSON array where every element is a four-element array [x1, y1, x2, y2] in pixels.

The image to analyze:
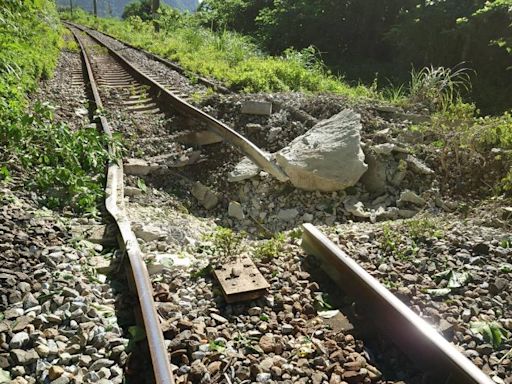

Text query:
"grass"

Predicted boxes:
[[409, 65, 473, 112], [423, 103, 512, 194], [62, 10, 377, 100], [380, 218, 445, 260], [0, 1, 117, 214]]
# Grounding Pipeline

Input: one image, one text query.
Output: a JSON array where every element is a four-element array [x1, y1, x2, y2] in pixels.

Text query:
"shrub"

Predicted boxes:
[[408, 65, 473, 112], [254, 233, 286, 261], [206, 227, 246, 259], [0, 2, 117, 213]]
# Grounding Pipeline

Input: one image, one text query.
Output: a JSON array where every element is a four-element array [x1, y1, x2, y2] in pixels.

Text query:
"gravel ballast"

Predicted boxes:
[[0, 188, 128, 384]]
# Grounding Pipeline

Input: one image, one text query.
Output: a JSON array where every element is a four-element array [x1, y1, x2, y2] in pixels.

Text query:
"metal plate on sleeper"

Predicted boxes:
[[214, 257, 269, 303]]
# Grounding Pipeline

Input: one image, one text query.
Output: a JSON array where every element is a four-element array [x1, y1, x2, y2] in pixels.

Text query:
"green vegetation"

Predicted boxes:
[[122, 0, 155, 20], [380, 218, 445, 260], [408, 66, 473, 112], [208, 339, 226, 352], [127, 325, 146, 352], [253, 232, 285, 261], [424, 105, 512, 194], [62, 9, 376, 98], [1, 0, 114, 213], [200, 0, 512, 114], [205, 226, 246, 258], [470, 321, 509, 349], [313, 292, 333, 311]]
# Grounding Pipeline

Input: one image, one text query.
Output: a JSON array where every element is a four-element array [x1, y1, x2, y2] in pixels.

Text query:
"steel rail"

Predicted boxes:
[[301, 223, 494, 384], [69, 26, 175, 384], [64, 21, 289, 183], [94, 29, 231, 94]]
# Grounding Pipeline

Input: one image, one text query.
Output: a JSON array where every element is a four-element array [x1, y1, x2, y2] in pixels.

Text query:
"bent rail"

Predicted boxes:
[[301, 223, 493, 384], [69, 26, 175, 384], [65, 21, 289, 183]]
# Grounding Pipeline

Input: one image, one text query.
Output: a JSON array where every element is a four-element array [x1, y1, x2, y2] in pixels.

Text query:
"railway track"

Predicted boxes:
[[64, 22, 496, 384]]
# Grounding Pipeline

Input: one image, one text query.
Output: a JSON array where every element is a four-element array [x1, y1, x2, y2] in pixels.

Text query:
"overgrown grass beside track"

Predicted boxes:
[[62, 10, 377, 99], [0, 1, 112, 214]]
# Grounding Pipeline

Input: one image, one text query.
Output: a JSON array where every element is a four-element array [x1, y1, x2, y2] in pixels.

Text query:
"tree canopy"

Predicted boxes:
[[198, 0, 512, 113]]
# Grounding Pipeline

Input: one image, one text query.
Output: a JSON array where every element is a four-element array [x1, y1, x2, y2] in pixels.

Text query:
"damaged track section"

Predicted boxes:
[[68, 26, 175, 384], [67, 20, 495, 384], [65, 21, 288, 184]]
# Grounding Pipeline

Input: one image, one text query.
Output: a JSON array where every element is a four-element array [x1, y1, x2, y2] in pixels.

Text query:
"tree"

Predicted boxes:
[[122, 0, 153, 20]]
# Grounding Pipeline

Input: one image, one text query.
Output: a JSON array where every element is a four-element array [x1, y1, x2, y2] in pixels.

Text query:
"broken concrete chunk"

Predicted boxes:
[[276, 109, 368, 192], [228, 201, 245, 220], [245, 123, 263, 135], [373, 143, 408, 156], [241, 101, 272, 116], [344, 197, 371, 218], [405, 155, 434, 175], [191, 182, 219, 210], [133, 224, 166, 242], [228, 157, 261, 182], [176, 131, 223, 146], [397, 190, 427, 207], [124, 158, 159, 176]]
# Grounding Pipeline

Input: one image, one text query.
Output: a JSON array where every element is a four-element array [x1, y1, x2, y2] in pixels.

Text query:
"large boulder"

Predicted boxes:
[[275, 109, 367, 192]]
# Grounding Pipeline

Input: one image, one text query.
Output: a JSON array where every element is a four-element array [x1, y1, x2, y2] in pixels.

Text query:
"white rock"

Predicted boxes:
[[75, 107, 88, 117], [344, 197, 370, 218], [123, 158, 159, 176], [133, 225, 165, 242], [228, 202, 245, 220], [405, 155, 434, 175], [276, 109, 367, 192], [191, 182, 219, 210], [228, 157, 260, 182], [373, 143, 408, 155], [10, 332, 29, 349], [302, 213, 314, 222], [398, 190, 426, 207]]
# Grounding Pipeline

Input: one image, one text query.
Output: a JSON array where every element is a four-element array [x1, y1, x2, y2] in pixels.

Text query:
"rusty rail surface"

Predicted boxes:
[[87, 25, 320, 128], [65, 21, 288, 183], [301, 223, 494, 384], [96, 29, 231, 94], [69, 26, 175, 384]]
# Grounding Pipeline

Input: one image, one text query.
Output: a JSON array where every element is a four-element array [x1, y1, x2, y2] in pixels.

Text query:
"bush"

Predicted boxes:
[[0, 1, 116, 213], [408, 65, 473, 112], [122, 0, 153, 21]]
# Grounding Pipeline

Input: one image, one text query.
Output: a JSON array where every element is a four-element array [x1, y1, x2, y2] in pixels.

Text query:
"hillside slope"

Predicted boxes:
[[57, 0, 199, 17]]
